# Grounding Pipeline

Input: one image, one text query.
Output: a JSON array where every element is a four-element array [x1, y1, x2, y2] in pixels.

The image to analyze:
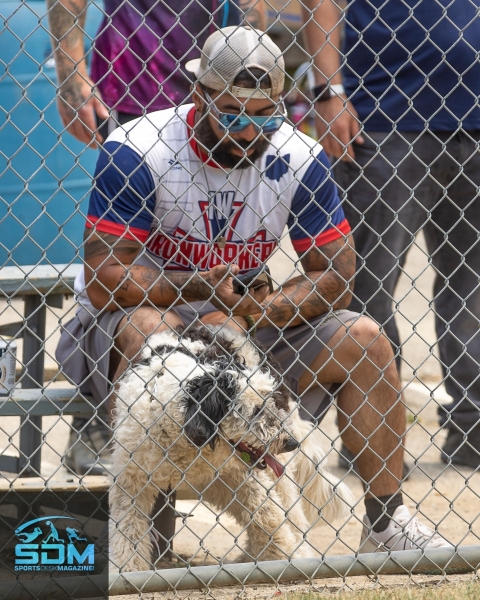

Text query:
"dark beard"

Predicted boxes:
[[194, 109, 272, 169]]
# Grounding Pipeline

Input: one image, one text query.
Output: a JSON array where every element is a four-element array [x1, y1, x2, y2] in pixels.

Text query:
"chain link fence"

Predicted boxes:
[[1, 0, 480, 595]]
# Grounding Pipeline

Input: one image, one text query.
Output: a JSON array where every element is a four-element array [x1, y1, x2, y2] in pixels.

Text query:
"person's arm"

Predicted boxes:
[[301, 0, 363, 160], [83, 230, 269, 315], [47, 0, 109, 148], [239, 0, 267, 31], [251, 234, 355, 330]]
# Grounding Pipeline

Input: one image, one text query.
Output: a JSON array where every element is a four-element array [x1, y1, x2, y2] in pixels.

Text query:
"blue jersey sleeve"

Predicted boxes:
[[87, 141, 156, 242], [288, 149, 350, 252]]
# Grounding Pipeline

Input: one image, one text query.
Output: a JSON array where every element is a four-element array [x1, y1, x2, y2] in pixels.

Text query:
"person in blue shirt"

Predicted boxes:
[[302, 0, 480, 471]]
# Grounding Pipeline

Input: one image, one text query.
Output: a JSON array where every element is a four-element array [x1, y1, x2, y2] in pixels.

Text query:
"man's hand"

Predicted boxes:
[[300, 0, 363, 160], [58, 75, 109, 148], [315, 96, 364, 161], [203, 265, 270, 316], [239, 0, 267, 30]]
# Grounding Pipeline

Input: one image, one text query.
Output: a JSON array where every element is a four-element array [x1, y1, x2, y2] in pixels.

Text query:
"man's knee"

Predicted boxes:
[[117, 306, 181, 335], [114, 306, 183, 355], [348, 316, 396, 369], [109, 307, 183, 384]]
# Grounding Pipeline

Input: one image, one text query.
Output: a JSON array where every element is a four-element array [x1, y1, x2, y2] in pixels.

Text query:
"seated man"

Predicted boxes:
[[56, 26, 452, 553]]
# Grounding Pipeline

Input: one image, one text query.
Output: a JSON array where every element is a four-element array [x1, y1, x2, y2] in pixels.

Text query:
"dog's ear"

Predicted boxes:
[[183, 370, 237, 449]]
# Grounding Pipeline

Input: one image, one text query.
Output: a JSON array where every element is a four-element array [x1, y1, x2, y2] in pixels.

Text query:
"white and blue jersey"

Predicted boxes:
[[86, 104, 350, 275]]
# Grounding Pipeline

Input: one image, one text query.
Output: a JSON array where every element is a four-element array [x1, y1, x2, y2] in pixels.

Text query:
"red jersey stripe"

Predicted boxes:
[[291, 219, 351, 252], [86, 216, 149, 243]]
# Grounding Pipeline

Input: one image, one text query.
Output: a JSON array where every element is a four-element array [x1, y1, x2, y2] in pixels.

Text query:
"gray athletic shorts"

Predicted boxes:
[[56, 304, 359, 424]]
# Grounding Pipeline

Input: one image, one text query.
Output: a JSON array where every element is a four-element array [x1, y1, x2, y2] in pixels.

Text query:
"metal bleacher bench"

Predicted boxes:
[[0, 263, 95, 475]]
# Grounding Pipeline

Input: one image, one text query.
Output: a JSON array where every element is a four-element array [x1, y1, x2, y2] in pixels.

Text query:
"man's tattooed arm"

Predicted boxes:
[[84, 230, 214, 310], [47, 0, 86, 84], [253, 234, 356, 329], [47, 0, 108, 146], [239, 0, 267, 30]]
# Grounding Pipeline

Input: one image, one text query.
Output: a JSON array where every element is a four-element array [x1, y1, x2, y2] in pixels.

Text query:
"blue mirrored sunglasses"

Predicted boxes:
[[203, 90, 286, 134]]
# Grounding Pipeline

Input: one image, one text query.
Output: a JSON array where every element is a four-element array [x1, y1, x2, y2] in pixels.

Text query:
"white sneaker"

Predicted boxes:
[[359, 505, 453, 553]]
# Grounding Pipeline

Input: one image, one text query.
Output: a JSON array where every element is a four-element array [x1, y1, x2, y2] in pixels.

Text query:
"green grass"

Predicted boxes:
[[285, 580, 479, 600]]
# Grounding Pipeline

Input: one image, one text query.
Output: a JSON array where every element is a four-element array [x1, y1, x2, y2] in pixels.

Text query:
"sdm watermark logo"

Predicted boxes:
[[14, 516, 95, 572]]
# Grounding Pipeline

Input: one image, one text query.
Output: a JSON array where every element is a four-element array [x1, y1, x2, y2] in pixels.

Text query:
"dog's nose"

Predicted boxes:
[[281, 436, 300, 453]]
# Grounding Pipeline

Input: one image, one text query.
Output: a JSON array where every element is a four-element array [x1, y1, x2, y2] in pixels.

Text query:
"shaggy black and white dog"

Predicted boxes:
[[110, 325, 354, 572]]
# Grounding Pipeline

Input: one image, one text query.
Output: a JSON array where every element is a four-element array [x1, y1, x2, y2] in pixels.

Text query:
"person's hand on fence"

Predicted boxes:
[[203, 265, 270, 316], [57, 74, 109, 149], [315, 95, 364, 161]]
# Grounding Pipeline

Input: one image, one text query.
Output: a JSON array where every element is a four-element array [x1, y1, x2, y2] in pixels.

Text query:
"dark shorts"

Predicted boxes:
[[56, 304, 359, 423]]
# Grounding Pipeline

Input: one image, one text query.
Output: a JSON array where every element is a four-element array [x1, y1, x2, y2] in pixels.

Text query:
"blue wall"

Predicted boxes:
[[0, 0, 103, 266]]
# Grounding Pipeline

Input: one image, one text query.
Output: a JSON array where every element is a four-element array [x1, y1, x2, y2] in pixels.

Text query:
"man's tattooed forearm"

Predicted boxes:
[[47, 0, 86, 48], [117, 271, 130, 293], [263, 235, 356, 327], [266, 276, 328, 325], [122, 266, 210, 303], [139, 268, 161, 287], [162, 271, 210, 301], [48, 0, 87, 85], [59, 80, 84, 106]]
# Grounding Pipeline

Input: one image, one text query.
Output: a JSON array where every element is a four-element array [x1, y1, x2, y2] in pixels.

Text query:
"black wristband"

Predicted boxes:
[[312, 83, 329, 102], [312, 83, 346, 103]]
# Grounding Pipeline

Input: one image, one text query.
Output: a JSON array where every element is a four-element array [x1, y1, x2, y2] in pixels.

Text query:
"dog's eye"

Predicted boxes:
[[252, 407, 262, 417]]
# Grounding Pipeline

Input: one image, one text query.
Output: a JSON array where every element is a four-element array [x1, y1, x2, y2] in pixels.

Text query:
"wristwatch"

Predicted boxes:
[[312, 83, 346, 102]]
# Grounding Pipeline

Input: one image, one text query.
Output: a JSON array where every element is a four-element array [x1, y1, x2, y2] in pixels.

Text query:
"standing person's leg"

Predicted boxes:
[[424, 130, 480, 467], [335, 132, 427, 365], [334, 131, 437, 471], [97, 110, 141, 142]]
